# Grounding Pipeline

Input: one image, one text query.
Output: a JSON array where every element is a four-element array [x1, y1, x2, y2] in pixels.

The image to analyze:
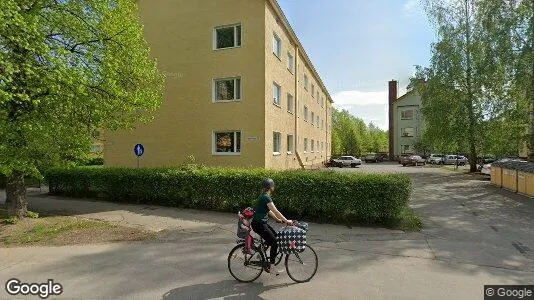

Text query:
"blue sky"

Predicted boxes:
[[277, 0, 436, 130]]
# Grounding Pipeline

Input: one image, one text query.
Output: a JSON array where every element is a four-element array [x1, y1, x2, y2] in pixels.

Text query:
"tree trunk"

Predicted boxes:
[[7, 171, 28, 219]]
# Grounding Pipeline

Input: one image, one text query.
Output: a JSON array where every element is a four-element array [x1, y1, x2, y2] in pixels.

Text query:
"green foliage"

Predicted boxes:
[[45, 167, 413, 226], [0, 1, 164, 185], [332, 109, 388, 157], [414, 0, 534, 163], [27, 211, 39, 219]]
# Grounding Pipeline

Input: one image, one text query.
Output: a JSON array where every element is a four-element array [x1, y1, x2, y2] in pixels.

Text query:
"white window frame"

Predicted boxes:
[[287, 93, 294, 113], [213, 24, 242, 50], [287, 52, 294, 73], [273, 82, 281, 106], [401, 127, 415, 137], [212, 130, 242, 155], [273, 132, 281, 155], [273, 33, 281, 58], [303, 74, 308, 90], [401, 109, 414, 120], [287, 134, 294, 154], [304, 138, 308, 153], [212, 77, 242, 102]]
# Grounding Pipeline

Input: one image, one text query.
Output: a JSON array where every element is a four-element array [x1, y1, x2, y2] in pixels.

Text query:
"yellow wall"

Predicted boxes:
[[105, 0, 267, 168], [263, 2, 332, 169], [104, 0, 332, 170]]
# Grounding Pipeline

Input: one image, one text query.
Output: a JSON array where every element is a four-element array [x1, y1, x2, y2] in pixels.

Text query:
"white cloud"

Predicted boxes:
[[403, 0, 423, 16], [332, 90, 389, 131]]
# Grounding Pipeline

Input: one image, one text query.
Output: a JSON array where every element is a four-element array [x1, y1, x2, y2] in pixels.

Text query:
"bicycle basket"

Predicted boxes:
[[295, 221, 308, 232], [276, 226, 306, 254]]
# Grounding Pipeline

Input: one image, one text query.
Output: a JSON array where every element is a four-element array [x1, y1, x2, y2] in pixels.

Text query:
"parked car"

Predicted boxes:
[[479, 157, 526, 176], [364, 153, 383, 163], [324, 158, 341, 168], [427, 154, 444, 164], [401, 155, 426, 166], [440, 155, 469, 166], [333, 156, 362, 168]]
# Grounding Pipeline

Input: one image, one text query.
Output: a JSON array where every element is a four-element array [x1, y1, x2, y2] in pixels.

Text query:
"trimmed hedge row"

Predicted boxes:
[[45, 166, 412, 225]]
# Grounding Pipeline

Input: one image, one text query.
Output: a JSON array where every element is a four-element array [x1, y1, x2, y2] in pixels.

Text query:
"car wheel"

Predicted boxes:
[[351, 163, 356, 168], [402, 164, 406, 167]]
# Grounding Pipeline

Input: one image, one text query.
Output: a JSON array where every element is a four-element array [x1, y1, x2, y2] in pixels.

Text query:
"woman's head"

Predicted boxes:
[[262, 178, 275, 192]]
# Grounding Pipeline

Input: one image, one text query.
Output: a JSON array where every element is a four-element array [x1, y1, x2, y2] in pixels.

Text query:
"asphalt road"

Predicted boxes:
[[1, 164, 533, 300]]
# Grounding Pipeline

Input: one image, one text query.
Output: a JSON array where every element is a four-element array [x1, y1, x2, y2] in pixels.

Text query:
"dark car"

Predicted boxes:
[[401, 155, 426, 166], [364, 153, 383, 163]]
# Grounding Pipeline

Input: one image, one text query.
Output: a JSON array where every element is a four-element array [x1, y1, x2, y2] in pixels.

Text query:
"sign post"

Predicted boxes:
[[133, 144, 144, 168]]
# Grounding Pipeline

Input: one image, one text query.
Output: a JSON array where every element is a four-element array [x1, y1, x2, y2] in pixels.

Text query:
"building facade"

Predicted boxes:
[[104, 0, 333, 170], [388, 80, 424, 157]]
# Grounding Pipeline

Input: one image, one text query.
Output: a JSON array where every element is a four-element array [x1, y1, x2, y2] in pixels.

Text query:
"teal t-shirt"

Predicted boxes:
[[253, 192, 272, 222]]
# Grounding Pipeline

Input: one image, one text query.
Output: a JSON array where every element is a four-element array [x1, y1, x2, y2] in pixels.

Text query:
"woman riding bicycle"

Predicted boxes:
[[252, 178, 293, 275]]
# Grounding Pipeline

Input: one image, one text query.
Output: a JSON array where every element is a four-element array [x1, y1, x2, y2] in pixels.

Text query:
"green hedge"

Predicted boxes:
[[45, 166, 412, 225]]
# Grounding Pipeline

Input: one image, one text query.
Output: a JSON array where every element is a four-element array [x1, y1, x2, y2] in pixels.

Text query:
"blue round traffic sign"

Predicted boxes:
[[134, 144, 144, 157]]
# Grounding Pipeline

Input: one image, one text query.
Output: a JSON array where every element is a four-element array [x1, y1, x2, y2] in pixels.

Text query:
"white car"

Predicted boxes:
[[481, 158, 525, 176], [481, 163, 492, 175], [333, 156, 362, 168]]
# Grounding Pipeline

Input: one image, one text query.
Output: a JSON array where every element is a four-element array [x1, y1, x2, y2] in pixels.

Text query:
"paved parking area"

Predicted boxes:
[[1, 165, 534, 299]]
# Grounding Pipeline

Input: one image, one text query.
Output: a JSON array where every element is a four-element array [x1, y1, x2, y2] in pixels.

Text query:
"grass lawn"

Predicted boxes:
[[0, 207, 157, 247]]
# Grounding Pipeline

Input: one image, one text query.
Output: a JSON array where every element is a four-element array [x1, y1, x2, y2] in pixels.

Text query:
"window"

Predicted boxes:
[[273, 132, 281, 154], [321, 97, 324, 108], [214, 131, 241, 154], [304, 106, 309, 121], [316, 116, 319, 127], [401, 127, 415, 137], [303, 74, 308, 90], [311, 139, 315, 152], [316, 92, 319, 103], [273, 82, 281, 106], [317, 140, 319, 152], [287, 134, 294, 153], [401, 109, 414, 120], [287, 52, 294, 73], [287, 93, 294, 113], [273, 34, 281, 58], [311, 112, 315, 125], [321, 142, 324, 151], [311, 84, 315, 97], [321, 120, 324, 130], [214, 24, 241, 49], [304, 138, 308, 152], [214, 77, 241, 101]]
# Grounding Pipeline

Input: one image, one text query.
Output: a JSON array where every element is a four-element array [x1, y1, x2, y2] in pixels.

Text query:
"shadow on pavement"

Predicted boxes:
[[162, 280, 293, 300]]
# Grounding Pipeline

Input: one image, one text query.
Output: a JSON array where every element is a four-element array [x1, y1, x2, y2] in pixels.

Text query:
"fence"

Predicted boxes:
[[490, 160, 534, 197]]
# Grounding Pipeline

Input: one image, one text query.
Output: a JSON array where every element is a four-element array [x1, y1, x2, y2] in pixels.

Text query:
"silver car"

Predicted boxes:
[[441, 155, 469, 166]]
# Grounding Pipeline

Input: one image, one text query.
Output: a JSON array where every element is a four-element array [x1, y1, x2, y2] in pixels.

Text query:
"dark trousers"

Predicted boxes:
[[251, 221, 278, 264]]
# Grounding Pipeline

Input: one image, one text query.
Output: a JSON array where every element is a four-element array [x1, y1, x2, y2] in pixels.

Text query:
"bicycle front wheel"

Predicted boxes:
[[285, 244, 318, 283], [228, 243, 265, 282]]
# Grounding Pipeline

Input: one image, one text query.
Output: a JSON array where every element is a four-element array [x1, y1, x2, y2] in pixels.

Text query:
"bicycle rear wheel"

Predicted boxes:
[[228, 243, 265, 282], [285, 245, 318, 283]]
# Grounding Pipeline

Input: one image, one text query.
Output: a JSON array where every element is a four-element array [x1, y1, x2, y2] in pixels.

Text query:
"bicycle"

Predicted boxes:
[[227, 221, 318, 283]]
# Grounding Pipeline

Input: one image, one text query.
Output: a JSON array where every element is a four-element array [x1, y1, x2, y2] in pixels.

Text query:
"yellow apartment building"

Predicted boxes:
[[104, 0, 333, 170]]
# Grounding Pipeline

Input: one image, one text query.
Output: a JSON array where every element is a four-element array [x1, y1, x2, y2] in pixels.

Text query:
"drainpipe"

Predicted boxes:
[[294, 46, 304, 169]]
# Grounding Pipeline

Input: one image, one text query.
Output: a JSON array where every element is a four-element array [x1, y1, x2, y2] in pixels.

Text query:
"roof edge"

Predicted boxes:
[[267, 0, 333, 103]]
